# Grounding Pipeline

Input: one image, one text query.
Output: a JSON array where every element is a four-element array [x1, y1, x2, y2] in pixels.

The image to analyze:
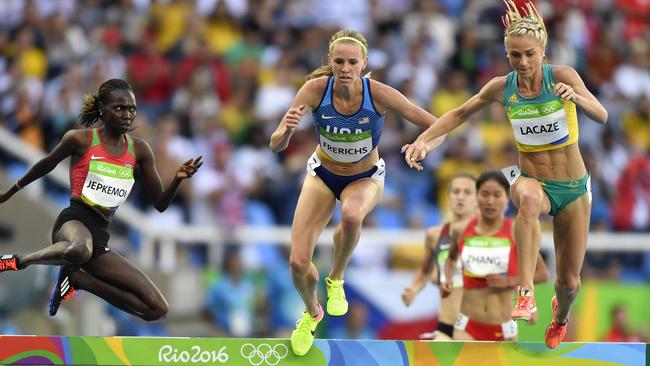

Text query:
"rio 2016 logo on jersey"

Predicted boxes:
[[82, 160, 135, 208], [509, 100, 569, 147], [462, 236, 511, 277], [319, 127, 372, 163]]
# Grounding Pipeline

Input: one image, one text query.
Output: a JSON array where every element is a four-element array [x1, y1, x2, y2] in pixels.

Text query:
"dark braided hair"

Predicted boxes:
[[78, 79, 133, 127]]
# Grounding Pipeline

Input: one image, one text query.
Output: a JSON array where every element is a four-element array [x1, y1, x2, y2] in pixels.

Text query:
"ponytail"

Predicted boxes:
[[79, 94, 101, 127], [306, 65, 333, 81]]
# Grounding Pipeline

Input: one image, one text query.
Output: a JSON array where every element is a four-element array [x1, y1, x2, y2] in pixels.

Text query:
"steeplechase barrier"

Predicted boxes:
[[0, 336, 647, 366]]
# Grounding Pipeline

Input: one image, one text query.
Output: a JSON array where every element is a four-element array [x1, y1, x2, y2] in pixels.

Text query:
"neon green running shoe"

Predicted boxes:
[[290, 304, 324, 356], [325, 277, 348, 316]]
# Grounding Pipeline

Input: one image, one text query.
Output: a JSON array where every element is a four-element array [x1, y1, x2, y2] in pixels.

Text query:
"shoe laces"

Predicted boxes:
[[296, 313, 314, 332], [516, 294, 534, 310], [0, 258, 17, 270], [327, 279, 345, 300], [548, 321, 567, 338]]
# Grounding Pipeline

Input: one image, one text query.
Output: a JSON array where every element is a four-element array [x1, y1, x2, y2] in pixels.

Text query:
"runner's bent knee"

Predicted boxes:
[[290, 252, 311, 275], [516, 187, 544, 218], [63, 238, 92, 264], [556, 274, 580, 291], [340, 208, 364, 231]]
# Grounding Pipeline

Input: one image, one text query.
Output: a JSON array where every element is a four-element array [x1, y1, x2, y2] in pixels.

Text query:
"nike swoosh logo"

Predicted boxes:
[[91, 154, 105, 160], [321, 114, 336, 119]]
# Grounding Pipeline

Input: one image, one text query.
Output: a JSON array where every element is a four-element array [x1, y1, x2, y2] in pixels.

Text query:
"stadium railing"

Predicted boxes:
[[1, 126, 647, 273]]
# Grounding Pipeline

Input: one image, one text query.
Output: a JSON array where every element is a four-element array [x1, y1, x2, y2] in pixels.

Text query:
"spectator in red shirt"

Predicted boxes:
[[127, 33, 173, 119], [601, 304, 632, 342], [611, 154, 650, 231], [176, 37, 231, 104]]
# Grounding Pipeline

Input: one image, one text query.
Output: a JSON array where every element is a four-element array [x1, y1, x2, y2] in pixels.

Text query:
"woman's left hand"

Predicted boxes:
[[554, 82, 576, 102], [176, 156, 203, 180]]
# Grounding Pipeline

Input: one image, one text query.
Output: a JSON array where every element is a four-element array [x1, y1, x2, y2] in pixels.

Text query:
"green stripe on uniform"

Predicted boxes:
[[91, 128, 100, 147], [89, 161, 134, 179], [126, 135, 135, 156], [509, 100, 564, 119], [319, 128, 371, 142], [465, 236, 510, 248]]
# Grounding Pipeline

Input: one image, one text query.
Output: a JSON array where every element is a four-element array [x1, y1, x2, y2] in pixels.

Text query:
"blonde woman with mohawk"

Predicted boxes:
[[270, 29, 444, 356], [403, 1, 607, 349]]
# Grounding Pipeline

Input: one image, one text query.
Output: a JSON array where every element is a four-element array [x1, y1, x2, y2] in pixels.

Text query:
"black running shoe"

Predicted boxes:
[[0, 255, 19, 272], [49, 266, 78, 317]]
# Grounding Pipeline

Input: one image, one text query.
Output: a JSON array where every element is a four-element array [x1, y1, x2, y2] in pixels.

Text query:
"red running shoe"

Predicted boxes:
[[545, 296, 568, 349], [512, 288, 537, 321], [49, 266, 78, 316], [0, 255, 19, 272]]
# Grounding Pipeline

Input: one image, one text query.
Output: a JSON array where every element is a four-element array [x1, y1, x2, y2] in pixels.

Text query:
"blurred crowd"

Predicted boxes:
[[0, 0, 648, 338]]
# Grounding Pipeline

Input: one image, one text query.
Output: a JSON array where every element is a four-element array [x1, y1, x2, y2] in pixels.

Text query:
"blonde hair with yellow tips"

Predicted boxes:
[[502, 0, 548, 49]]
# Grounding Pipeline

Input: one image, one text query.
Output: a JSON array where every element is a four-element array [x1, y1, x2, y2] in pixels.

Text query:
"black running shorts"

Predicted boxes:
[[51, 200, 111, 258]]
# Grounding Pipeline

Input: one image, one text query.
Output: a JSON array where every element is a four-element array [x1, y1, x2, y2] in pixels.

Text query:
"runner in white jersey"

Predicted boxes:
[[0, 79, 203, 320], [402, 173, 477, 340], [269, 29, 446, 356], [403, 1, 608, 349]]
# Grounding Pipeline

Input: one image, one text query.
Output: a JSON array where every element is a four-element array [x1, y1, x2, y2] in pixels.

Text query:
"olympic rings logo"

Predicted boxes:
[[542, 105, 557, 113], [240, 343, 288, 366]]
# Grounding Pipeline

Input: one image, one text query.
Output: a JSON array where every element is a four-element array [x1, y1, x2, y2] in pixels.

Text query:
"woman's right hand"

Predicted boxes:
[[283, 104, 306, 132]]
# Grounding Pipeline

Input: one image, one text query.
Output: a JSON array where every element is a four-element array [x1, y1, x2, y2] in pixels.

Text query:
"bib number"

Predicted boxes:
[[501, 165, 521, 186]]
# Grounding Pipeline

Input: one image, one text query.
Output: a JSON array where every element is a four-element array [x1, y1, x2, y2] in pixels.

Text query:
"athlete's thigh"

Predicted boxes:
[[53, 220, 92, 249], [438, 289, 462, 325], [510, 177, 551, 214], [552, 194, 591, 278], [291, 174, 337, 257], [339, 178, 384, 217], [82, 251, 165, 302]]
